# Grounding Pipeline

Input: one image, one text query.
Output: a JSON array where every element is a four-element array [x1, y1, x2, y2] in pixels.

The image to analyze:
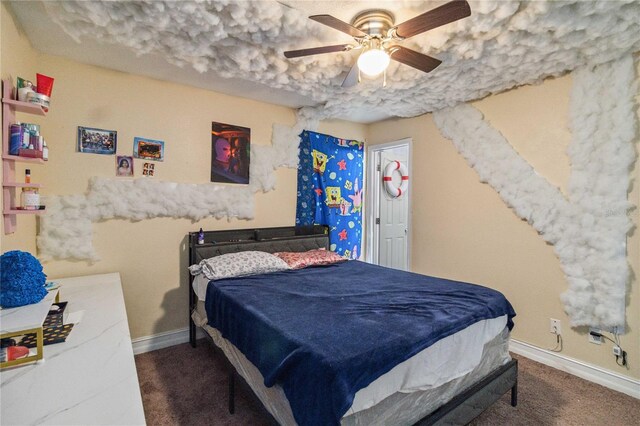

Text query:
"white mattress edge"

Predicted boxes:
[[193, 303, 507, 416]]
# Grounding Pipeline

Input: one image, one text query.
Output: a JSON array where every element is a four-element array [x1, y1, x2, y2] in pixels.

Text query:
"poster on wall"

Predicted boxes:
[[211, 121, 250, 184], [133, 137, 164, 161], [77, 126, 117, 155]]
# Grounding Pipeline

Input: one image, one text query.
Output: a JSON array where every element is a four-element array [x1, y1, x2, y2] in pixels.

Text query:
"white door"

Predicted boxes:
[[370, 142, 410, 270]]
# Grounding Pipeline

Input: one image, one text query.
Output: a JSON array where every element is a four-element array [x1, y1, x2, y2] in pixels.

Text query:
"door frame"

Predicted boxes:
[[365, 138, 412, 269]]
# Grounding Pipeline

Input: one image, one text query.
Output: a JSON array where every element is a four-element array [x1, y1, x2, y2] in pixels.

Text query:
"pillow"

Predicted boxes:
[[189, 251, 290, 280], [274, 249, 346, 270]]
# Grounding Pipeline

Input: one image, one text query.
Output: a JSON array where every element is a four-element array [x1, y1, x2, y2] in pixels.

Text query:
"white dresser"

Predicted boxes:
[[0, 273, 146, 425]]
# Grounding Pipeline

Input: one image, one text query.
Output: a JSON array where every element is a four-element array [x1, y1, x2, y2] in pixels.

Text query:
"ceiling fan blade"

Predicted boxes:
[[390, 46, 442, 73], [393, 0, 471, 39], [284, 44, 351, 58], [341, 64, 359, 88], [309, 14, 367, 38]]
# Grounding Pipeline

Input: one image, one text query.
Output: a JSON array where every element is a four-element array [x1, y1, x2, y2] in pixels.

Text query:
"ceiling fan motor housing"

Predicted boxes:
[[351, 10, 395, 38]]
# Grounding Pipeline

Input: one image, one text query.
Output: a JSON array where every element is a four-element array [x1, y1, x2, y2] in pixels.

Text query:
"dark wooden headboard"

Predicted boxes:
[[188, 225, 329, 264], [188, 225, 329, 346]]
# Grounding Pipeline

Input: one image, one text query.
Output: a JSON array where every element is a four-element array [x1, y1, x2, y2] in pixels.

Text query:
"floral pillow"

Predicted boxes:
[[274, 249, 346, 270], [189, 251, 290, 280]]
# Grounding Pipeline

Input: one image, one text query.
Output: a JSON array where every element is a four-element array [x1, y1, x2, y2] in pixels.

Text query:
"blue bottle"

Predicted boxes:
[[9, 124, 23, 155], [198, 228, 205, 245]]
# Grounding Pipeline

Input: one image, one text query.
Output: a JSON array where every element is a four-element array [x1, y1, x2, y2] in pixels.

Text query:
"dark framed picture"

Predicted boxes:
[[211, 121, 250, 184], [133, 137, 164, 161], [116, 155, 134, 177], [77, 126, 117, 155]]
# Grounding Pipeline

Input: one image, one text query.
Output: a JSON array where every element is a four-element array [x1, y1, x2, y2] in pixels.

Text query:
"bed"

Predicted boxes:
[[188, 226, 518, 425]]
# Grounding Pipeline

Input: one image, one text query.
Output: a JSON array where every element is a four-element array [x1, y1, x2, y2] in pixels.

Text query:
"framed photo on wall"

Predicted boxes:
[[211, 121, 250, 184], [116, 155, 134, 177], [143, 162, 155, 177], [77, 126, 117, 155], [133, 137, 164, 161]]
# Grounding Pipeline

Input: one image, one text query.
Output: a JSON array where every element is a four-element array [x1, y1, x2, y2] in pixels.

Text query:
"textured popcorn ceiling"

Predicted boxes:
[[10, 0, 640, 121]]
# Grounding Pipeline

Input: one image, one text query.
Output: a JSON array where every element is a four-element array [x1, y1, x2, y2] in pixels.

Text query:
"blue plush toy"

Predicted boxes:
[[0, 251, 47, 308]]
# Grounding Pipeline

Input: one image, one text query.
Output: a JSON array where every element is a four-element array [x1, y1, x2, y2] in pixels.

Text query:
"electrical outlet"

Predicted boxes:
[[613, 346, 622, 356], [589, 328, 603, 344], [550, 318, 561, 335]]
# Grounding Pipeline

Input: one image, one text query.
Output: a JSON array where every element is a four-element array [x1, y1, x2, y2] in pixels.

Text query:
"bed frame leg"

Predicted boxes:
[[511, 380, 518, 407], [189, 319, 197, 348], [228, 369, 236, 414]]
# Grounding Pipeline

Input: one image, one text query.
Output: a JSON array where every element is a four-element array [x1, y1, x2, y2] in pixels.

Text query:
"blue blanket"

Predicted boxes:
[[205, 261, 515, 426]]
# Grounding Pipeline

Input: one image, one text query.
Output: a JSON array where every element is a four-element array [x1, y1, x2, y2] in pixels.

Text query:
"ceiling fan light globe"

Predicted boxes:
[[357, 49, 390, 77]]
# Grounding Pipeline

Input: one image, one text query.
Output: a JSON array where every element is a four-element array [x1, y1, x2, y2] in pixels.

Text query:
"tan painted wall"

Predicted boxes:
[[0, 5, 367, 338], [367, 72, 640, 380], [0, 3, 39, 243], [3, 3, 638, 383]]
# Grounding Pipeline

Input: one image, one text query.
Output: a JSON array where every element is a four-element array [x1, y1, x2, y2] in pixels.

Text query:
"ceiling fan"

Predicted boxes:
[[284, 0, 471, 87]]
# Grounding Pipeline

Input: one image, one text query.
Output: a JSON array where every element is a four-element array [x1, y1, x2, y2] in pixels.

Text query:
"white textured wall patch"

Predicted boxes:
[[432, 56, 637, 329]]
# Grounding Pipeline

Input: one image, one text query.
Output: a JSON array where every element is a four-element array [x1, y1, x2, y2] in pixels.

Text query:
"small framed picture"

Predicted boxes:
[[77, 126, 117, 155], [116, 155, 134, 177], [143, 162, 155, 177], [133, 137, 164, 161]]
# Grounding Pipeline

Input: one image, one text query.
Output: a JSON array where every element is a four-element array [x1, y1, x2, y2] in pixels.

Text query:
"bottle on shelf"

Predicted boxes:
[[42, 141, 49, 161], [22, 126, 30, 150], [17, 78, 35, 102], [20, 187, 40, 210], [25, 169, 31, 184], [9, 123, 22, 155], [198, 228, 205, 245]]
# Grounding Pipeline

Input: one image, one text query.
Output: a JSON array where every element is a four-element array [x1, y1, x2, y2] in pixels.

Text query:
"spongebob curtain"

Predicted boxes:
[[296, 130, 364, 259]]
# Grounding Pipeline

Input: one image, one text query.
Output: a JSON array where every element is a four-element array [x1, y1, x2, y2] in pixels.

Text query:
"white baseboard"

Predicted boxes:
[[132, 327, 205, 355], [510, 339, 640, 399]]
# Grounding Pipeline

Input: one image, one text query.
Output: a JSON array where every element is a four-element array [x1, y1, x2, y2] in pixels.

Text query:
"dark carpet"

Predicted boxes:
[[135, 339, 639, 425]]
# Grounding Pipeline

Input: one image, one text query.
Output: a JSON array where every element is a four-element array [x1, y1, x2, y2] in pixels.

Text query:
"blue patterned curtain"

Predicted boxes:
[[296, 131, 364, 259]]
